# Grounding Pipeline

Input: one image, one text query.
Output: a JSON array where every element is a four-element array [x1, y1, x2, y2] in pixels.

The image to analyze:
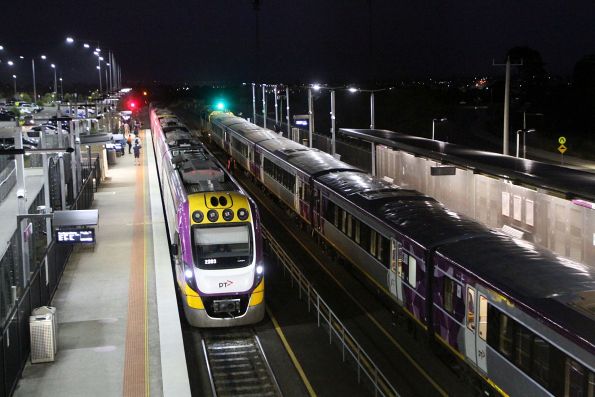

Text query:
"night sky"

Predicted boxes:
[[2, 0, 595, 84]]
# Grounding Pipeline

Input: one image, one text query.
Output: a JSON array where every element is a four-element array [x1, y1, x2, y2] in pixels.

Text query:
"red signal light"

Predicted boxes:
[[127, 100, 138, 111]]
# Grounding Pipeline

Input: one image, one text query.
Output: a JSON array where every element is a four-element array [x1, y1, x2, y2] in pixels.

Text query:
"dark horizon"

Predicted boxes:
[[1, 1, 595, 85]]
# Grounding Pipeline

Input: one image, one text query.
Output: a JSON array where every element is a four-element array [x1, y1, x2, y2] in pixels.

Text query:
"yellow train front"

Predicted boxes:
[[175, 190, 265, 327]]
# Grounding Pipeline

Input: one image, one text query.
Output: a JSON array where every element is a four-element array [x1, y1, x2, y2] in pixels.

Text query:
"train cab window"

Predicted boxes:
[[478, 295, 488, 340], [443, 278, 455, 314], [466, 288, 476, 331], [192, 225, 252, 269]]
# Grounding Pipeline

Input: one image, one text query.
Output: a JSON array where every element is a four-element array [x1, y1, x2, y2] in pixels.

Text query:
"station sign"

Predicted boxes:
[[55, 228, 95, 244]]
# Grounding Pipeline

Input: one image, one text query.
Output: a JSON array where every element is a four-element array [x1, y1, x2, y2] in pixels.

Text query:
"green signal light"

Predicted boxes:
[[216, 101, 225, 110]]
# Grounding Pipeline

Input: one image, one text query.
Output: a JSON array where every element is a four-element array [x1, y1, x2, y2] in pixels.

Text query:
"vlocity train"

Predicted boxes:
[[207, 111, 594, 396], [150, 108, 264, 327]]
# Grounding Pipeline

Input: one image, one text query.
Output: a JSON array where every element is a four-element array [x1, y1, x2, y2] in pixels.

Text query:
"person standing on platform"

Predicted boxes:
[[126, 132, 134, 154], [133, 136, 142, 165], [124, 121, 130, 136]]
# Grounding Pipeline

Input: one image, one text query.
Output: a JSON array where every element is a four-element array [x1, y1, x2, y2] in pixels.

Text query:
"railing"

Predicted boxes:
[[0, 163, 16, 203], [262, 227, 399, 397], [0, 152, 100, 396]]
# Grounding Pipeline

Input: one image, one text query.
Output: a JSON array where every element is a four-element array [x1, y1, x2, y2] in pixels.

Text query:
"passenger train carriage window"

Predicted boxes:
[[565, 359, 594, 397], [466, 287, 475, 331], [402, 251, 417, 286], [478, 295, 488, 340], [443, 278, 455, 314], [485, 302, 594, 395]]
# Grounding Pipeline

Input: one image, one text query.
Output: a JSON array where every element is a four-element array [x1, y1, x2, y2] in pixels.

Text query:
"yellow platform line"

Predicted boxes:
[[266, 306, 316, 397]]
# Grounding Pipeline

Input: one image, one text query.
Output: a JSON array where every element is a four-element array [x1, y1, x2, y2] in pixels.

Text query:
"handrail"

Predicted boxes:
[[262, 227, 399, 397]]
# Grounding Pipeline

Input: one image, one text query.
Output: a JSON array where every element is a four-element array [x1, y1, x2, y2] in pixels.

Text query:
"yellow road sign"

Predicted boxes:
[[558, 136, 566, 144], [558, 144, 567, 154]]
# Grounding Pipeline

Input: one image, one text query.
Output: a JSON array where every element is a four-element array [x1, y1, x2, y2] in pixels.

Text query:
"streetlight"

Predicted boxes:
[[515, 128, 535, 158], [432, 118, 448, 140], [348, 86, 394, 129], [59, 77, 63, 100], [50, 64, 58, 103], [12, 75, 17, 97], [311, 84, 344, 156]]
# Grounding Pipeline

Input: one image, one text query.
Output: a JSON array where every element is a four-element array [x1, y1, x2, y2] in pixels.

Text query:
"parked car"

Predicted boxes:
[[0, 110, 16, 121]]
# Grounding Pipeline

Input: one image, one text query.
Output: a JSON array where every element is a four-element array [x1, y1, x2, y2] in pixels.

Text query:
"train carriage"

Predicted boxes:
[[151, 108, 265, 327], [435, 236, 595, 397], [206, 111, 594, 395]]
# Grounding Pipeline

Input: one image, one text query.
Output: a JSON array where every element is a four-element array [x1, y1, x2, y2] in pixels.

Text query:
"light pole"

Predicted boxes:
[[59, 77, 63, 100], [12, 75, 17, 97], [432, 118, 447, 140], [50, 64, 58, 103], [312, 84, 344, 156], [348, 86, 394, 129], [515, 128, 535, 158]]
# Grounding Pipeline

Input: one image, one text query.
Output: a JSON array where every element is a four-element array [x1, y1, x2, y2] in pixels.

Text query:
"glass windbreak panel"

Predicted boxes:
[[192, 225, 252, 269]]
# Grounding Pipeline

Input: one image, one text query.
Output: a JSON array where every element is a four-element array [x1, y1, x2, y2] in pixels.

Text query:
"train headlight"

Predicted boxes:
[[192, 210, 204, 223], [222, 208, 234, 221], [237, 208, 249, 221], [184, 269, 193, 279], [207, 209, 219, 222], [256, 265, 263, 275]]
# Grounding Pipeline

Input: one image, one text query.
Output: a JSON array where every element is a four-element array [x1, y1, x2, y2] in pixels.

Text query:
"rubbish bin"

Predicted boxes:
[[107, 148, 116, 165], [30, 314, 55, 363], [32, 306, 58, 353]]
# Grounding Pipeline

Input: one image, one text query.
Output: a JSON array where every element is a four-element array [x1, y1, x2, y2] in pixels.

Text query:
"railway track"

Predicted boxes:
[[202, 328, 282, 397]]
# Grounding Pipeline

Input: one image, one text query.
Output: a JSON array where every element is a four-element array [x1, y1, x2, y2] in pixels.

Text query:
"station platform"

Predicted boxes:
[[13, 130, 190, 396]]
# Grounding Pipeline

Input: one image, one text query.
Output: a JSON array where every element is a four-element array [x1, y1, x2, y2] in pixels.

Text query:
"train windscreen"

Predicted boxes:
[[192, 224, 252, 269]]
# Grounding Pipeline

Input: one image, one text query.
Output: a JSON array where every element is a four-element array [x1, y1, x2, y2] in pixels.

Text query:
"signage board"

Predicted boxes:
[[55, 228, 95, 244]]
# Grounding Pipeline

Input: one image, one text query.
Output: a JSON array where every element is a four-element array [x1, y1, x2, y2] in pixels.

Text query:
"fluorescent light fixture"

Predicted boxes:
[[66, 37, 74, 43], [83, 43, 90, 48]]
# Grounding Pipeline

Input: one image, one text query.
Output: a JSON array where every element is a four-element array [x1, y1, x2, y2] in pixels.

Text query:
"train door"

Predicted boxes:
[[295, 178, 302, 213], [464, 285, 488, 373], [389, 238, 400, 301], [389, 239, 396, 295]]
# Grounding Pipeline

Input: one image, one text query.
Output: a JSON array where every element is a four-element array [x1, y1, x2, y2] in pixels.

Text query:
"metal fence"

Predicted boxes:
[[262, 227, 399, 397], [0, 162, 16, 203], [0, 154, 99, 397]]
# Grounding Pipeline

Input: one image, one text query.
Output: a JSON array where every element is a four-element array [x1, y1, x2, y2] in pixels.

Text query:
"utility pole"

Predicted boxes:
[[493, 57, 522, 155], [252, 83, 256, 123]]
